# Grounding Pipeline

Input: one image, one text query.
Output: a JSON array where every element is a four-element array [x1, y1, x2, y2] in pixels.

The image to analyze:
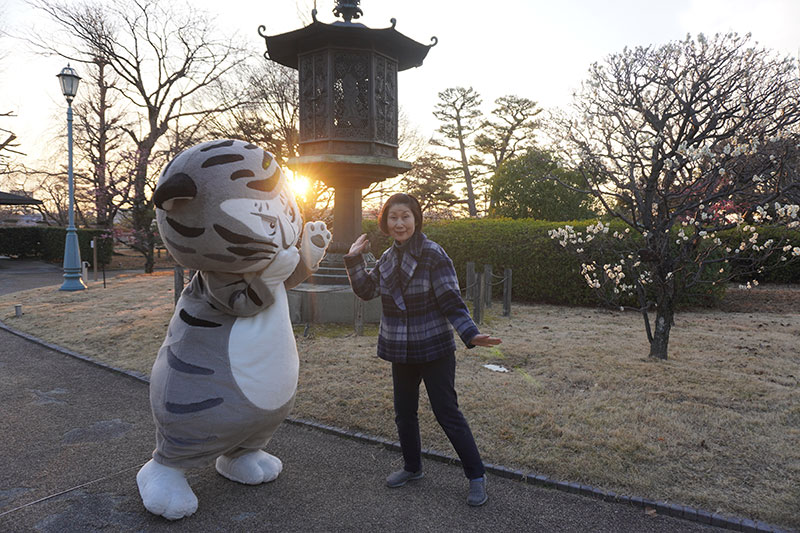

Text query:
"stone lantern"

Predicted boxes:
[[259, 1, 436, 264]]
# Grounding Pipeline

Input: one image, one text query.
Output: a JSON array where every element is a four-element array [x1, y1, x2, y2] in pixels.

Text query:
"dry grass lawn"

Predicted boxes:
[[1, 273, 798, 529]]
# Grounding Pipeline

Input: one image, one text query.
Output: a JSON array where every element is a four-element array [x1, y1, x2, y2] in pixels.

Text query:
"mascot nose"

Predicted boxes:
[[278, 215, 296, 249]]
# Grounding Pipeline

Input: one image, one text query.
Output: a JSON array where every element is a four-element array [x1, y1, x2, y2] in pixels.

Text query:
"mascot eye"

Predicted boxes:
[[253, 212, 278, 236]]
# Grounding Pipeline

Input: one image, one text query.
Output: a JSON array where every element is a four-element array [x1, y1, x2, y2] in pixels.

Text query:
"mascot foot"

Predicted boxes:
[[136, 459, 198, 520], [216, 450, 283, 485]]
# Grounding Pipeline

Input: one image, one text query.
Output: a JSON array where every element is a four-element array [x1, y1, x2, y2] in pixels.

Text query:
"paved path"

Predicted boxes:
[[0, 259, 731, 531], [0, 257, 170, 297], [0, 258, 65, 295]]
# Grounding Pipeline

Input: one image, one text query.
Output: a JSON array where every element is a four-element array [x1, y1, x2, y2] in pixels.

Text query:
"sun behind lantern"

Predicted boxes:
[[286, 172, 312, 202]]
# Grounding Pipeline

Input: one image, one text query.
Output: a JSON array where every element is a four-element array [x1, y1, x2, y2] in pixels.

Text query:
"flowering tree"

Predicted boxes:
[[548, 33, 800, 360]]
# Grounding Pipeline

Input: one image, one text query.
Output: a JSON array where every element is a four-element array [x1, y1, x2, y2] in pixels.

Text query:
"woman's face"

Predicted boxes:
[[386, 203, 415, 244]]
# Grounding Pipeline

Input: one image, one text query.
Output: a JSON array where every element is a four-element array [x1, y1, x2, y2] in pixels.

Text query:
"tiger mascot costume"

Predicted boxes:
[[136, 139, 331, 520]]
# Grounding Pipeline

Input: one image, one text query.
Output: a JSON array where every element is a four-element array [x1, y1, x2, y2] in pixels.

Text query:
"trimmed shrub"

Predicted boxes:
[[0, 227, 44, 258], [0, 227, 114, 266]]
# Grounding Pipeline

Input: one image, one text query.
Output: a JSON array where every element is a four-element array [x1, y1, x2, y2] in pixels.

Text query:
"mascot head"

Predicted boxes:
[[154, 139, 302, 273]]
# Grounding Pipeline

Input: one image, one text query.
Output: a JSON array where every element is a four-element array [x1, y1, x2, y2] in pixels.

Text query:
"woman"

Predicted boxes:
[[344, 193, 501, 507]]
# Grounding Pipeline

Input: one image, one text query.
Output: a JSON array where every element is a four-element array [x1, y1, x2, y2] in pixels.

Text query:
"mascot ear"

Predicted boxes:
[[154, 172, 197, 211]]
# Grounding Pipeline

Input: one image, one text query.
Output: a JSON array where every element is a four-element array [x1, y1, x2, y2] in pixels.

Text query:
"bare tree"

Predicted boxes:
[[0, 12, 21, 165], [71, 56, 136, 229], [0, 111, 23, 164], [432, 86, 482, 217], [400, 151, 459, 213], [29, 0, 247, 271], [3, 165, 88, 226], [206, 60, 299, 165], [549, 33, 800, 360]]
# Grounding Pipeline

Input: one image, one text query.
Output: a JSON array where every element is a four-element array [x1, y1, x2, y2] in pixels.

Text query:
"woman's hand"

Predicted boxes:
[[347, 233, 370, 256], [470, 334, 502, 347]]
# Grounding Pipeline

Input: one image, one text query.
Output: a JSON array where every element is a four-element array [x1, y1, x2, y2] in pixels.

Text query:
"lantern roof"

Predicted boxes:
[[260, 10, 436, 72]]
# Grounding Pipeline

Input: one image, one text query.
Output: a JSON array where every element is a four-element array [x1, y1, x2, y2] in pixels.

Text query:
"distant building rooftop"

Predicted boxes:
[[0, 191, 42, 205]]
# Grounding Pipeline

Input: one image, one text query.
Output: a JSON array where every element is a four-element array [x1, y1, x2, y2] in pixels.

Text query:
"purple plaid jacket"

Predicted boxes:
[[344, 232, 480, 364]]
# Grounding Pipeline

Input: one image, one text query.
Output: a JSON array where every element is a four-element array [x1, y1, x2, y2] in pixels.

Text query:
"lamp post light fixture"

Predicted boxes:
[[57, 63, 86, 291]]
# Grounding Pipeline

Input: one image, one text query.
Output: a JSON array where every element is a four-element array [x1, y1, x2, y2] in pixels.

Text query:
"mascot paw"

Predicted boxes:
[[301, 221, 331, 269], [215, 450, 283, 485], [136, 459, 198, 520]]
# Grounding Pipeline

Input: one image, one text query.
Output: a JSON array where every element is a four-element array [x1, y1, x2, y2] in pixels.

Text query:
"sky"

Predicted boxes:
[[1, 0, 799, 170]]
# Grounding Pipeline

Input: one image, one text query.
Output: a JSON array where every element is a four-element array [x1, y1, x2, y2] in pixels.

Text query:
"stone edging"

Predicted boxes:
[[0, 319, 791, 533]]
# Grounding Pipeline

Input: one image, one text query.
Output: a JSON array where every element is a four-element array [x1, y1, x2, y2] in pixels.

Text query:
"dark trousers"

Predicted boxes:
[[391, 352, 485, 480]]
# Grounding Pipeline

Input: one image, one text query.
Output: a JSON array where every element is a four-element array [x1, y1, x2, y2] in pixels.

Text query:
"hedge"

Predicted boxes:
[[361, 218, 800, 307], [0, 227, 114, 266], [363, 218, 602, 306]]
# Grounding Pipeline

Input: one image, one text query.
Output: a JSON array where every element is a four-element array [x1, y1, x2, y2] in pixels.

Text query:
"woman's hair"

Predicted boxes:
[[378, 193, 423, 235]]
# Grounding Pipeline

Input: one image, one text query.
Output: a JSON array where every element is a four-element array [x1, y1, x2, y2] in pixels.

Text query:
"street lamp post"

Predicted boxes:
[[57, 64, 86, 291]]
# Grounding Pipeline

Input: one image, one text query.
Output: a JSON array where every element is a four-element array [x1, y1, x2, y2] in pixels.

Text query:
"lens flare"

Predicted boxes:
[[287, 174, 311, 201]]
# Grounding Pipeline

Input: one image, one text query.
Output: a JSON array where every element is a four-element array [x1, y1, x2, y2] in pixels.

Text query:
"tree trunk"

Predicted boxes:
[[96, 62, 110, 228], [455, 117, 477, 217], [143, 234, 155, 273], [131, 141, 156, 273], [460, 146, 477, 217], [649, 299, 674, 359]]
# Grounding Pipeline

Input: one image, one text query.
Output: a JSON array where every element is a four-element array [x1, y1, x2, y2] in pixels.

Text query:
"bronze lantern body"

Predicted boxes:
[[260, 2, 436, 256]]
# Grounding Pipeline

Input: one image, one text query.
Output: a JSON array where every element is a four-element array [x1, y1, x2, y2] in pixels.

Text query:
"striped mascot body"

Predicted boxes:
[[136, 139, 330, 520]]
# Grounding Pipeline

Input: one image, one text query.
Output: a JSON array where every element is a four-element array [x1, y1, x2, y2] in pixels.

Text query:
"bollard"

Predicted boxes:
[[14, 304, 22, 318], [92, 237, 98, 281], [472, 272, 484, 325], [466, 262, 475, 299], [484, 264, 492, 308], [503, 268, 512, 317], [81, 261, 90, 284]]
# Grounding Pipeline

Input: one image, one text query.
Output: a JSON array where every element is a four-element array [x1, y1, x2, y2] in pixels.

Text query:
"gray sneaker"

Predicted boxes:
[[386, 469, 424, 488], [467, 475, 488, 506]]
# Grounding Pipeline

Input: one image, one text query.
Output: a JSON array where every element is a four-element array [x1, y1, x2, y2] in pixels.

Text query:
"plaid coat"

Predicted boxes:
[[344, 232, 480, 364]]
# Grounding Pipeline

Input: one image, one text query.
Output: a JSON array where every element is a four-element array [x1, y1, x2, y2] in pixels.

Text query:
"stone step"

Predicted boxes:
[[308, 271, 350, 284]]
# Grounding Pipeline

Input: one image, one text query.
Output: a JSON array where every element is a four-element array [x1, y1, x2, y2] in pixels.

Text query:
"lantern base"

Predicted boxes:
[[287, 282, 381, 325]]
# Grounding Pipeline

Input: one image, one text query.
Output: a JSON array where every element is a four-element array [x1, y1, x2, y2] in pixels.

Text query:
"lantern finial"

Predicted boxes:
[[333, 1, 362, 23]]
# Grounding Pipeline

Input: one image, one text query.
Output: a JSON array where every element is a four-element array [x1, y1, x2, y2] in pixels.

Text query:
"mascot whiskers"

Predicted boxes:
[[136, 139, 331, 520]]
